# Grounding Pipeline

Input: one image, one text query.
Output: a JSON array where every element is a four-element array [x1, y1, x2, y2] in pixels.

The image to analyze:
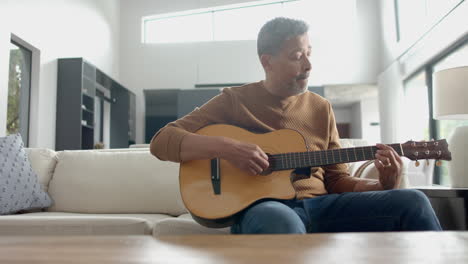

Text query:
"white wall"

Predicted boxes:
[[0, 6, 8, 138], [378, 0, 468, 143], [333, 107, 353, 124], [334, 105, 362, 139], [360, 96, 380, 144], [0, 0, 120, 149], [351, 103, 362, 139], [119, 0, 383, 144]]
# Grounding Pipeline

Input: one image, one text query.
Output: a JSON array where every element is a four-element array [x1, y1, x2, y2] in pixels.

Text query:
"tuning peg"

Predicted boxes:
[[415, 160, 420, 167], [436, 160, 442, 166]]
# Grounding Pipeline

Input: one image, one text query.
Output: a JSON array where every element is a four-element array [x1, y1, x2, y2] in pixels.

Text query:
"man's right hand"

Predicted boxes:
[[179, 133, 269, 175], [219, 137, 270, 176]]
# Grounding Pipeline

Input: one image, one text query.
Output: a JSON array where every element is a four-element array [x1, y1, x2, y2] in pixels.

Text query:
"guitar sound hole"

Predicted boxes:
[[260, 168, 273, 176]]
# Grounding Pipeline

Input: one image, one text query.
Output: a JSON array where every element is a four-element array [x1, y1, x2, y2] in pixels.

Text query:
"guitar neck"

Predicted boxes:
[[269, 144, 403, 171]]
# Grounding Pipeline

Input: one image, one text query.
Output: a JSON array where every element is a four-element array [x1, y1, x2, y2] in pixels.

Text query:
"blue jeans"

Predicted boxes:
[[230, 189, 442, 234]]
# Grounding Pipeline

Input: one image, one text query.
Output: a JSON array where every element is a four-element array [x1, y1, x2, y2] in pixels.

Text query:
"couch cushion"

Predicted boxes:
[[11, 211, 173, 222], [153, 217, 230, 236], [24, 148, 57, 192], [0, 212, 173, 235], [0, 216, 147, 236], [0, 134, 53, 215], [48, 150, 187, 216]]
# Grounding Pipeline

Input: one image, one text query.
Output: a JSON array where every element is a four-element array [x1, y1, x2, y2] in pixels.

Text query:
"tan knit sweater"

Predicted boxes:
[[151, 81, 361, 199]]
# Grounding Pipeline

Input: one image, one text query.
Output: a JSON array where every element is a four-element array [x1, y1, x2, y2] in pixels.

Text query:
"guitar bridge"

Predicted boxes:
[[211, 158, 221, 195]]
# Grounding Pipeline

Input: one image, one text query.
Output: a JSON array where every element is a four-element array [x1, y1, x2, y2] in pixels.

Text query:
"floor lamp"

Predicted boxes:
[[433, 66, 468, 187]]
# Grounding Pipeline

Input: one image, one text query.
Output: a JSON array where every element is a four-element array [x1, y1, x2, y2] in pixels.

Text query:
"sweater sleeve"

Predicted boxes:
[[150, 88, 234, 162], [323, 102, 361, 193]]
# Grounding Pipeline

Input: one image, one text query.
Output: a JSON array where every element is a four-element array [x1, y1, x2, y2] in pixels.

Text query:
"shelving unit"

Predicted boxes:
[[56, 58, 135, 150], [143, 89, 221, 143]]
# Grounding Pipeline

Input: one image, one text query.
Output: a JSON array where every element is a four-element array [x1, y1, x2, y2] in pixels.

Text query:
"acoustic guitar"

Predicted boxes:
[[179, 124, 452, 228]]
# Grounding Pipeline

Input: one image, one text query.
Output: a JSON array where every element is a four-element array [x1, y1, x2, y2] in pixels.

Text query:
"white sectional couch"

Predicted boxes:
[[0, 140, 409, 236]]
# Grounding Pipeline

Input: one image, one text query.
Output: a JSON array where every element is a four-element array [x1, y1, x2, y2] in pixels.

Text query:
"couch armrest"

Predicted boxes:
[[352, 160, 410, 189]]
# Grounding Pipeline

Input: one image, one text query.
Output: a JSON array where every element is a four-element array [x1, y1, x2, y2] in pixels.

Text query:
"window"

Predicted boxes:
[[144, 12, 213, 43], [7, 39, 32, 145], [432, 42, 468, 185], [403, 71, 430, 141], [142, 0, 356, 43], [402, 34, 468, 185], [395, 0, 464, 43], [213, 3, 282, 41]]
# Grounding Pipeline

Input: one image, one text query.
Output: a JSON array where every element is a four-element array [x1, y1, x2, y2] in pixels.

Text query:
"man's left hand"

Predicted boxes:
[[374, 143, 403, 190]]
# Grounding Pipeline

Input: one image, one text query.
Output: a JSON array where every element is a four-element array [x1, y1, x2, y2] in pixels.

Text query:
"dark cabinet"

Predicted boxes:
[[144, 88, 221, 143], [56, 58, 135, 150]]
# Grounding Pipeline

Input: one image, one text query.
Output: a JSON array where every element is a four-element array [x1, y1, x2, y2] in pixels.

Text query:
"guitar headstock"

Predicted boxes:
[[401, 139, 452, 161]]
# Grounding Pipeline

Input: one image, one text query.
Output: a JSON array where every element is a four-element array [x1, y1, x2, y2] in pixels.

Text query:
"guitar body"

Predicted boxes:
[[179, 124, 306, 228]]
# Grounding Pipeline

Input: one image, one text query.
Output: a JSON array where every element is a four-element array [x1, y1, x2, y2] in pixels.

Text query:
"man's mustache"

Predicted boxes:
[[296, 74, 309, 80]]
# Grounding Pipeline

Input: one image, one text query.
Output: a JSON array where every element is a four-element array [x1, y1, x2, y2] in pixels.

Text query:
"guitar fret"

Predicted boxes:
[[269, 140, 444, 172], [289, 153, 292, 169], [294, 152, 298, 168], [368, 146, 375, 160], [291, 152, 296, 168], [275, 145, 386, 170], [289, 152, 295, 168], [290, 153, 293, 169]]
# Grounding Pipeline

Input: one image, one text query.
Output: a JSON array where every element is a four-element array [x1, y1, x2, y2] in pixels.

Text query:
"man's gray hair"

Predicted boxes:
[[257, 17, 309, 57]]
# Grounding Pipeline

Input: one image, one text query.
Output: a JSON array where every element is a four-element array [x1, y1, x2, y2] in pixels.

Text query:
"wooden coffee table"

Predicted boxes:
[[1, 232, 467, 263]]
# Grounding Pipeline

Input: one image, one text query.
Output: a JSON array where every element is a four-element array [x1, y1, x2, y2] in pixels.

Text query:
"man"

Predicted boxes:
[[150, 17, 441, 234]]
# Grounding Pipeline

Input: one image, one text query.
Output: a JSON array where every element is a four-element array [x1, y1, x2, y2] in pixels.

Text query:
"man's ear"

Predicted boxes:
[[260, 54, 273, 71]]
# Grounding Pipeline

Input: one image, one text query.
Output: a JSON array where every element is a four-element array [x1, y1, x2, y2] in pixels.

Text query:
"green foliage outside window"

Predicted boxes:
[[7, 49, 21, 135]]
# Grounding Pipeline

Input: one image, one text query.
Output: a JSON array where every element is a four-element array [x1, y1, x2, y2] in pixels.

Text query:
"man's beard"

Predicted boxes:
[[288, 83, 306, 95], [289, 75, 309, 95]]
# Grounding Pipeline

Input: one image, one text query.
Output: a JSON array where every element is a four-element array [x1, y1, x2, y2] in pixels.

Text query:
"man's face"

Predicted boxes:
[[268, 33, 312, 96]]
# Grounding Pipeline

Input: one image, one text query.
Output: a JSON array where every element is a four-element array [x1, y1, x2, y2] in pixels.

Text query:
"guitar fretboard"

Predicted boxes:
[[269, 144, 403, 171]]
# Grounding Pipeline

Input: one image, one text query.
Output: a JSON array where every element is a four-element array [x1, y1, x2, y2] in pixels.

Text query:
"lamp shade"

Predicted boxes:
[[433, 66, 468, 120]]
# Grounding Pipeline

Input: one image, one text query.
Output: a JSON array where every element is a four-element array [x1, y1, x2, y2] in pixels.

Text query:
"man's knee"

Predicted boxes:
[[239, 201, 306, 234], [388, 189, 432, 209]]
